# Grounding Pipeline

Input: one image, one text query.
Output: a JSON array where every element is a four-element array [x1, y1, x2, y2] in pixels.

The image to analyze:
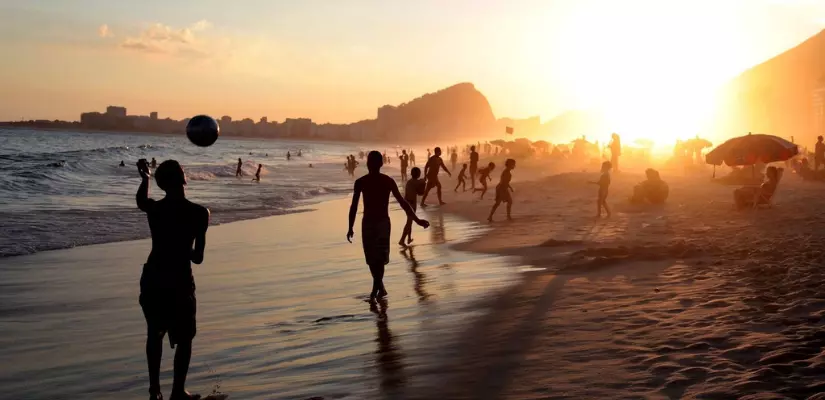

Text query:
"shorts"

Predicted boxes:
[[362, 218, 391, 266], [140, 290, 197, 347], [425, 176, 440, 190], [495, 185, 512, 203]]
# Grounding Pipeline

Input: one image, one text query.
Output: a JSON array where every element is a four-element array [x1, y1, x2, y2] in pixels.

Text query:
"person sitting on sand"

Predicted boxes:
[[474, 162, 495, 199], [590, 161, 612, 218], [630, 168, 669, 205], [733, 166, 783, 210], [454, 163, 468, 192], [348, 151, 429, 299], [253, 164, 262, 182], [400, 167, 425, 246], [136, 159, 210, 400], [420, 147, 452, 207], [151, 157, 158, 169], [488, 159, 515, 222], [120, 160, 125, 167]]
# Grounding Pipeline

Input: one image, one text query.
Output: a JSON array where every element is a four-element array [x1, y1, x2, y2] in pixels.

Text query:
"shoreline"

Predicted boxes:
[[0, 196, 522, 399]]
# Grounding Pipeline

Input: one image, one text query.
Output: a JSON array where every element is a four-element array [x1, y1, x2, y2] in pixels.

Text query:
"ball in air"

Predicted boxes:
[[186, 115, 220, 147]]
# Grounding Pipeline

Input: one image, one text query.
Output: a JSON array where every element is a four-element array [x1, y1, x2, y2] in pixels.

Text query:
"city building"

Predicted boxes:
[[106, 106, 127, 118]]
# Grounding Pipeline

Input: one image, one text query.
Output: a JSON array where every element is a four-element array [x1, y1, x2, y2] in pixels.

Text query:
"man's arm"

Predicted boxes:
[[191, 207, 210, 264], [347, 180, 362, 242], [390, 179, 429, 228], [423, 161, 430, 177], [136, 162, 153, 211], [440, 160, 451, 176]]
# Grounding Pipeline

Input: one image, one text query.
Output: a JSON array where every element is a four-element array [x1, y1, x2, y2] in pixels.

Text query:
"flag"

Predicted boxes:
[[505, 126, 514, 134]]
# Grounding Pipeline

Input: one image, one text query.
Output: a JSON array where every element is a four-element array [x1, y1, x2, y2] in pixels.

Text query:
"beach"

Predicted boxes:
[[419, 164, 825, 399]]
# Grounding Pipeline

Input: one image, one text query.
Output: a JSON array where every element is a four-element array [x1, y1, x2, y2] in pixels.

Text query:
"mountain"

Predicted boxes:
[[718, 29, 825, 143], [375, 82, 496, 141]]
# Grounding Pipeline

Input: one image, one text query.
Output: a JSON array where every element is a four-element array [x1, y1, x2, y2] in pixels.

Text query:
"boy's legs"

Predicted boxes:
[[368, 263, 386, 297], [488, 200, 501, 221], [172, 340, 193, 396], [146, 330, 164, 396]]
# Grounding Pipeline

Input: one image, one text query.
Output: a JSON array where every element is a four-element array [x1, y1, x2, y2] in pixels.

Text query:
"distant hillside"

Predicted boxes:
[[718, 29, 825, 143], [376, 82, 496, 141]]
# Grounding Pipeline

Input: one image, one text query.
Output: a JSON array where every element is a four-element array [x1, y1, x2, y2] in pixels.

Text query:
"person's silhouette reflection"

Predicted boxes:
[[369, 299, 405, 396], [430, 211, 446, 245], [400, 247, 430, 302]]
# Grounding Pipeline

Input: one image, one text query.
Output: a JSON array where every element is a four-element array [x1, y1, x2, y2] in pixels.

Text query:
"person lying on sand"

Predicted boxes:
[[589, 161, 612, 218], [630, 168, 669, 205], [733, 166, 782, 210], [348, 151, 429, 299], [488, 159, 515, 222]]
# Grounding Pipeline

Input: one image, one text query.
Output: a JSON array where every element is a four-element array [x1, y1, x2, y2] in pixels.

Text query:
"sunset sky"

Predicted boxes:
[[1, 0, 824, 131]]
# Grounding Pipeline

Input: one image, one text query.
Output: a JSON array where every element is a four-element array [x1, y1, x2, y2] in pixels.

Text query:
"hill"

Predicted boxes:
[[718, 29, 825, 143], [375, 82, 497, 141]]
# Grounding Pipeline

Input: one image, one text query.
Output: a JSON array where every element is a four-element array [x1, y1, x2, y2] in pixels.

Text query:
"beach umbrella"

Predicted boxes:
[[705, 133, 798, 178], [705, 133, 798, 167], [686, 137, 713, 150]]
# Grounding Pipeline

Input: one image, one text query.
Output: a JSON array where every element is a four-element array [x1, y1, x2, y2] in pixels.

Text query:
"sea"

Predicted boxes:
[[0, 128, 389, 257]]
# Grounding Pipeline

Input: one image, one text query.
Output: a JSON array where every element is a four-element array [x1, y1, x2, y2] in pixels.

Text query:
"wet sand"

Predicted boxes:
[[425, 165, 825, 399], [0, 198, 520, 399]]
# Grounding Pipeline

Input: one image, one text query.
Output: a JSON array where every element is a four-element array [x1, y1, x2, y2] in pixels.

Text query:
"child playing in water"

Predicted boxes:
[[474, 162, 495, 199], [590, 161, 612, 218], [253, 164, 262, 182], [488, 159, 515, 222], [454, 163, 468, 192], [400, 167, 425, 246]]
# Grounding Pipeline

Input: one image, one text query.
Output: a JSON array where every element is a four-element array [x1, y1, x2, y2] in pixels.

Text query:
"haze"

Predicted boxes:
[[1, 0, 824, 144]]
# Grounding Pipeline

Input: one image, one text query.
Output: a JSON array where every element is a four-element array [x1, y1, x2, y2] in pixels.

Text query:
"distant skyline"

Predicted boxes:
[[1, 0, 824, 135]]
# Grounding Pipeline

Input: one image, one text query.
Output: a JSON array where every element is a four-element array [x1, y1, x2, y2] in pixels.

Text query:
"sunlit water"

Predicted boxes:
[[0, 129, 389, 257], [0, 198, 520, 399]]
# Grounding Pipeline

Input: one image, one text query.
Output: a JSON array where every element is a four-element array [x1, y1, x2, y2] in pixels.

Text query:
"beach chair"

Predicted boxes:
[[753, 168, 783, 209]]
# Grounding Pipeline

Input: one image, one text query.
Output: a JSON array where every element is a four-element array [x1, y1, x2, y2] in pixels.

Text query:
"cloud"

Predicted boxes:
[[117, 20, 215, 57], [98, 24, 113, 38]]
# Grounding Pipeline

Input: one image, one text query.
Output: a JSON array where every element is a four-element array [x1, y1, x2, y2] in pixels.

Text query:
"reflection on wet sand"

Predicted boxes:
[[401, 247, 431, 303], [370, 298, 405, 397], [429, 210, 447, 245]]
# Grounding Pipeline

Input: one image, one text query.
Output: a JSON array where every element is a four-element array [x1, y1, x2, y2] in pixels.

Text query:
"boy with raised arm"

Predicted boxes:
[[136, 159, 209, 400], [348, 151, 429, 299]]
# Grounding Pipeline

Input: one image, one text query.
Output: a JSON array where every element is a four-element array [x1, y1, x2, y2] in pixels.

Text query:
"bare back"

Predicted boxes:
[[355, 173, 397, 222]]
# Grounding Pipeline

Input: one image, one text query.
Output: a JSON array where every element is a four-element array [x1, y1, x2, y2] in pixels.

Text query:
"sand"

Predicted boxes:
[[416, 162, 825, 399]]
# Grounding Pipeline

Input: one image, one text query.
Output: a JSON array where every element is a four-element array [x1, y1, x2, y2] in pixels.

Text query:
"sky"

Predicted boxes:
[[0, 0, 824, 131]]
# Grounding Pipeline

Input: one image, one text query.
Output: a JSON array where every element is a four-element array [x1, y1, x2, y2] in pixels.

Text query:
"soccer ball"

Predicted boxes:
[[186, 115, 220, 147]]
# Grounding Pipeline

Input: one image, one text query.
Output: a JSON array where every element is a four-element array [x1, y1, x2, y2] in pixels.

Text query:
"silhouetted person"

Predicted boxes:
[[609, 133, 621, 173], [400, 167, 424, 246], [348, 151, 429, 298], [427, 149, 431, 160], [454, 164, 468, 192], [409, 150, 416, 166], [590, 161, 612, 218], [421, 147, 452, 207], [120, 160, 125, 167], [469, 146, 479, 190], [450, 149, 458, 172], [136, 159, 209, 400], [488, 159, 515, 222], [816, 136, 825, 171], [287, 151, 291, 161], [297, 149, 302, 157], [253, 164, 262, 182], [151, 157, 157, 169], [474, 162, 495, 199], [236, 158, 243, 177], [399, 150, 409, 181]]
